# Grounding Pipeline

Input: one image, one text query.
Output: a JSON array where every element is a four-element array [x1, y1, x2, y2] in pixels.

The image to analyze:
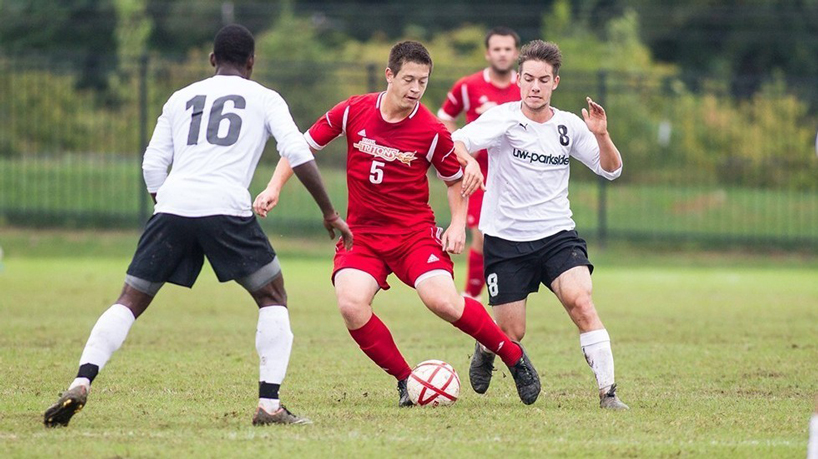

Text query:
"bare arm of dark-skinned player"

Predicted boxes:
[[290, 160, 354, 250]]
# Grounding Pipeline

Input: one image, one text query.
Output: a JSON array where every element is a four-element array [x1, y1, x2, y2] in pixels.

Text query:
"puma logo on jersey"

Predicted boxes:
[[426, 254, 440, 263], [518, 122, 527, 130], [354, 137, 417, 165], [358, 129, 366, 137]]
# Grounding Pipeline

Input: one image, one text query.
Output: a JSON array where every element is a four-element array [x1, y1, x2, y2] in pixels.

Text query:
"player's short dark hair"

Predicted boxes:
[[518, 40, 562, 76], [387, 41, 433, 76], [485, 26, 520, 48], [213, 24, 255, 66]]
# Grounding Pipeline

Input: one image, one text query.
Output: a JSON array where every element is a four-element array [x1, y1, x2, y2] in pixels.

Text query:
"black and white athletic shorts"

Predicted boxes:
[[483, 230, 594, 306], [126, 213, 276, 288]]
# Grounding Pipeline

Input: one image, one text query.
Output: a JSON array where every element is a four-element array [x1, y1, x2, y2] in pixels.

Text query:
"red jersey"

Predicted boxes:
[[438, 68, 522, 175], [306, 92, 463, 234], [438, 68, 521, 124]]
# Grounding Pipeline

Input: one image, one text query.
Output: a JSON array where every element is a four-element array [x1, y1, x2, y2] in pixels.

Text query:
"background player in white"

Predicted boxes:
[[452, 40, 629, 410], [43, 24, 352, 427], [437, 26, 521, 302]]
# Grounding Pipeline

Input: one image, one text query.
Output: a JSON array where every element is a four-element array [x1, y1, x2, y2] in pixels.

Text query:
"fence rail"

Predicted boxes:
[[1, 55, 817, 248]]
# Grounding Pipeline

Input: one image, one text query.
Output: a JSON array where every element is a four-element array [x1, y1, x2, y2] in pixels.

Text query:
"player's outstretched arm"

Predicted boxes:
[[440, 178, 468, 254], [290, 160, 353, 250], [581, 97, 622, 173], [254, 156, 295, 218], [453, 141, 485, 197]]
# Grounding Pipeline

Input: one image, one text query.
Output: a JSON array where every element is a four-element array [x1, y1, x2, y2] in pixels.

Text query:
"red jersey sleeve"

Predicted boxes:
[[305, 98, 350, 150], [430, 127, 463, 182], [437, 78, 466, 121]]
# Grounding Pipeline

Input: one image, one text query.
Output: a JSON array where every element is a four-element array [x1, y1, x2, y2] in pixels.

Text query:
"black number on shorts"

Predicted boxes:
[[557, 124, 569, 146], [186, 95, 246, 146]]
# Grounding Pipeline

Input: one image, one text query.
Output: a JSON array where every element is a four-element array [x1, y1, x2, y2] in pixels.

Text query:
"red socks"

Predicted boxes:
[[452, 297, 523, 366], [464, 249, 485, 298], [348, 314, 412, 381]]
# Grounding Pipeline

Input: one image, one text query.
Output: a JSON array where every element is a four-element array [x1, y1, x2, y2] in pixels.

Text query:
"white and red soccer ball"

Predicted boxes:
[[407, 359, 460, 406]]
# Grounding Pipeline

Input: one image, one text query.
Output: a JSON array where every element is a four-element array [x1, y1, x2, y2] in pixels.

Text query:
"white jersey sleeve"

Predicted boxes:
[[568, 114, 622, 180], [264, 92, 314, 168], [451, 105, 508, 154], [142, 97, 176, 193]]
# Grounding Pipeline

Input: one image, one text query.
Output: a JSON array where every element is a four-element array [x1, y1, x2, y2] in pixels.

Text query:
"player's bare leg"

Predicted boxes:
[[335, 269, 414, 406], [552, 266, 628, 410], [245, 261, 310, 426], [44, 283, 151, 427], [467, 298, 526, 394], [416, 273, 540, 404]]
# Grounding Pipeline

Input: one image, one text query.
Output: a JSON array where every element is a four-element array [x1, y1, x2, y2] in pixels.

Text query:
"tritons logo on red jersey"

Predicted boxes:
[[353, 138, 417, 165]]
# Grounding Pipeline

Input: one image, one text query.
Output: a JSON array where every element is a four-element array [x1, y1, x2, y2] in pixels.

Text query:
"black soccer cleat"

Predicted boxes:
[[506, 341, 541, 405], [469, 340, 496, 394], [397, 378, 413, 407], [599, 383, 629, 410], [44, 385, 88, 428], [252, 405, 312, 425]]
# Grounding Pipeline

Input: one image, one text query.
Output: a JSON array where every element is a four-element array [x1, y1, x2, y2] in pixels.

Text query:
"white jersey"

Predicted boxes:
[[452, 102, 621, 241], [142, 75, 314, 217]]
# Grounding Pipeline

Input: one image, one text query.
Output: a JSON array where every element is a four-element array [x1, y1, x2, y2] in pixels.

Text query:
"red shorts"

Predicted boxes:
[[332, 225, 454, 290], [466, 150, 489, 229]]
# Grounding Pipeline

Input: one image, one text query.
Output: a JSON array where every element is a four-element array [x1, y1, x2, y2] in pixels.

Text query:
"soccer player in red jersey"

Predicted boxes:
[[255, 41, 541, 406], [438, 27, 521, 302]]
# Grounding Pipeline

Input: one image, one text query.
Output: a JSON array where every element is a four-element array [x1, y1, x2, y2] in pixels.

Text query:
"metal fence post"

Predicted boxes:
[[138, 54, 149, 226], [597, 70, 608, 246]]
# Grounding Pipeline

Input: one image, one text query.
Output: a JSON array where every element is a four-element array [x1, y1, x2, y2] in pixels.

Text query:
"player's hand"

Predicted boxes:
[[323, 212, 353, 251], [461, 159, 486, 197], [441, 225, 466, 254], [581, 96, 608, 135], [253, 187, 280, 218]]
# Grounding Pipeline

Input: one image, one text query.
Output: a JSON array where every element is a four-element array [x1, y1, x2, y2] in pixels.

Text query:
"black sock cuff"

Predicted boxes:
[[77, 363, 100, 383], [259, 381, 280, 399]]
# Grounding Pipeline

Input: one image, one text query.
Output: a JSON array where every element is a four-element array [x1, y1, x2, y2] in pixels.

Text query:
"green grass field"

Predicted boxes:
[[0, 229, 816, 457]]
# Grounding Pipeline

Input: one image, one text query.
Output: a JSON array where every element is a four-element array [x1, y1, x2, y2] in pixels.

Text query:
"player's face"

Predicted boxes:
[[386, 61, 431, 110], [518, 59, 559, 112], [485, 35, 518, 74]]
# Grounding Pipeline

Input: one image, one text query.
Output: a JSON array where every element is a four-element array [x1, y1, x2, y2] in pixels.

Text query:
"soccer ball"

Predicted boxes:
[[407, 359, 461, 406]]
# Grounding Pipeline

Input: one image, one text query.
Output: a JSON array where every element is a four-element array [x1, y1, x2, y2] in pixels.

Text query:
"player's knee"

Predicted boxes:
[[499, 321, 525, 341], [570, 296, 598, 323], [336, 294, 369, 323], [424, 296, 462, 322]]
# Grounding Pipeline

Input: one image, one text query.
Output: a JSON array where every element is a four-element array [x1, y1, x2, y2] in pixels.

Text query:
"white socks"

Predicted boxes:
[[70, 304, 135, 390], [809, 413, 818, 459], [256, 306, 294, 407], [580, 329, 615, 393]]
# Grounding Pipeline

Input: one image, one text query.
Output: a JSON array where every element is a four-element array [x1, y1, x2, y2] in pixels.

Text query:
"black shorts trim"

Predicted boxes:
[[126, 213, 276, 288], [483, 230, 594, 306]]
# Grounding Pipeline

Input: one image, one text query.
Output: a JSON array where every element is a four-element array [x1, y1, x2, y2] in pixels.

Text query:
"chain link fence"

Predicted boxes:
[[1, 54, 817, 247]]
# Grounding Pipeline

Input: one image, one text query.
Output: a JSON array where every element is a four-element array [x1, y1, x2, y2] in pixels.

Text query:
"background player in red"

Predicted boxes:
[[255, 41, 541, 406], [438, 27, 521, 301]]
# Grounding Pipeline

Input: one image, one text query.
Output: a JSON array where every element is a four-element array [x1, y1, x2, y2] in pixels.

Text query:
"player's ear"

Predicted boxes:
[[552, 75, 560, 90], [209, 52, 216, 68], [385, 67, 394, 84], [246, 55, 255, 77]]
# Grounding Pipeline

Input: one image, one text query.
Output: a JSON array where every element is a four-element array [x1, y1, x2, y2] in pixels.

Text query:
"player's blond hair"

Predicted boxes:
[[518, 40, 562, 75]]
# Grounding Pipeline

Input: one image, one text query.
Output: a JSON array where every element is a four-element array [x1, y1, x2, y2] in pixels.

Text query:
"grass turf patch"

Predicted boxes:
[[1, 249, 816, 457]]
